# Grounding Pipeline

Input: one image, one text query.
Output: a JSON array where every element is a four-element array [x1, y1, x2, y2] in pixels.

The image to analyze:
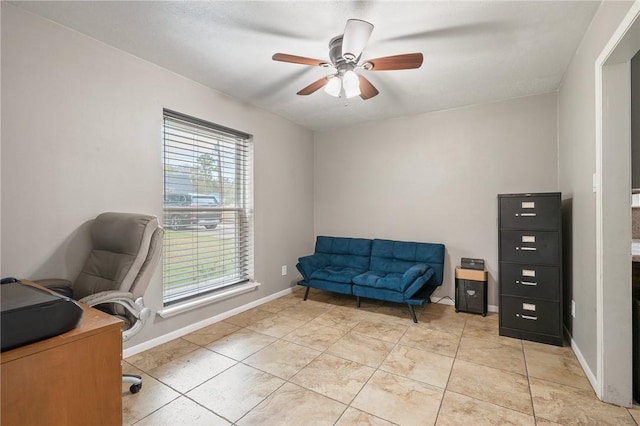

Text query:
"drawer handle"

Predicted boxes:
[[517, 314, 538, 321], [515, 247, 537, 251], [515, 213, 537, 217], [517, 280, 538, 286]]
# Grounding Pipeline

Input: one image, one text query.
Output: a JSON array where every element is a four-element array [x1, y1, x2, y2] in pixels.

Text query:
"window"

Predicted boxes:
[[162, 109, 253, 305]]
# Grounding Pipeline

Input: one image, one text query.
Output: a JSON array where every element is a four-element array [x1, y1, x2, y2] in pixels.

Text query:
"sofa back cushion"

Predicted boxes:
[[315, 236, 372, 271], [370, 239, 445, 285]]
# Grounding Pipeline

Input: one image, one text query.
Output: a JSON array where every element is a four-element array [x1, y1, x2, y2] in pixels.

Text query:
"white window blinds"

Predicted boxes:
[[162, 109, 253, 305]]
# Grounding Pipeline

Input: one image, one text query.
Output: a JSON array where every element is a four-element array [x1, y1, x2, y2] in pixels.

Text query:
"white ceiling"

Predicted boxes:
[[12, 1, 601, 131]]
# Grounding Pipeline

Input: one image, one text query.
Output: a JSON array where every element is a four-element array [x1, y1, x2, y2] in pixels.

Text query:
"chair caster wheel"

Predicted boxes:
[[130, 383, 142, 394]]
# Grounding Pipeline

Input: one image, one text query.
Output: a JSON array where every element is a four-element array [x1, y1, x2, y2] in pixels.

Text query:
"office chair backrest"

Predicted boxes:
[[73, 213, 163, 300]]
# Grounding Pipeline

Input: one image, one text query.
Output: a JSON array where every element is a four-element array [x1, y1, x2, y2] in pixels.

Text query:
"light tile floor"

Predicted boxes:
[[123, 288, 640, 425]]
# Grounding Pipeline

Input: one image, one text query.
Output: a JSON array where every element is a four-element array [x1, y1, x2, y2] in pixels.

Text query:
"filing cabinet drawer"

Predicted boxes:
[[499, 195, 560, 230], [500, 230, 559, 264], [500, 263, 560, 300], [500, 296, 560, 336]]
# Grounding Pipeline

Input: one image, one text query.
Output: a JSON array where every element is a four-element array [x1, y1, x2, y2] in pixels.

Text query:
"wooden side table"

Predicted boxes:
[[1, 282, 123, 426]]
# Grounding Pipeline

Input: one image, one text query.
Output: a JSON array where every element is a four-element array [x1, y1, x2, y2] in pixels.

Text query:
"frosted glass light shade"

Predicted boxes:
[[342, 70, 361, 98], [324, 77, 341, 97]]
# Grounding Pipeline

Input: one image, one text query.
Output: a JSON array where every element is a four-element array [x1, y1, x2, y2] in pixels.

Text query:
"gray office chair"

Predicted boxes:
[[37, 212, 164, 394]]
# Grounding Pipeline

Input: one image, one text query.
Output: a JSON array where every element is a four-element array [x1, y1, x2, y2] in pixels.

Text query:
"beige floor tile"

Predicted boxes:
[[224, 307, 274, 327], [146, 347, 236, 393], [237, 382, 346, 426], [524, 344, 592, 391], [244, 339, 320, 379], [380, 344, 454, 388], [259, 297, 300, 313], [423, 302, 465, 318], [246, 313, 307, 338], [448, 359, 532, 415], [436, 391, 535, 426], [418, 312, 466, 334], [535, 419, 565, 426], [335, 407, 396, 426], [182, 321, 241, 346], [186, 363, 284, 423], [126, 338, 200, 371], [373, 303, 423, 323], [121, 373, 180, 426], [464, 312, 500, 329], [462, 322, 523, 348], [628, 404, 640, 424], [206, 328, 276, 360], [278, 302, 332, 321], [311, 306, 363, 330], [351, 319, 409, 343], [352, 370, 443, 426], [135, 396, 229, 425], [522, 339, 572, 354], [282, 322, 346, 351], [291, 353, 375, 404], [456, 336, 526, 374], [399, 324, 461, 357], [326, 331, 394, 368], [530, 377, 635, 425]]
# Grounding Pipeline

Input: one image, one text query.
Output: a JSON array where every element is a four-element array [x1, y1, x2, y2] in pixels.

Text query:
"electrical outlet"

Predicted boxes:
[[281, 265, 287, 276], [571, 300, 576, 318]]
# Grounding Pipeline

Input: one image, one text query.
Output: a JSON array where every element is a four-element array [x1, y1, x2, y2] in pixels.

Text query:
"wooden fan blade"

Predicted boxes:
[[272, 53, 328, 67], [365, 53, 423, 71], [358, 75, 379, 100], [297, 77, 329, 95]]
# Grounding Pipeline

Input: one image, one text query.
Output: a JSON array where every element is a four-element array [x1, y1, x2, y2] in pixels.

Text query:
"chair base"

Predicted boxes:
[[123, 373, 142, 394]]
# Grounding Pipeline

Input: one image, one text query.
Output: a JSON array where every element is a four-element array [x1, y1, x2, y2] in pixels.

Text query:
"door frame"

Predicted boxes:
[[595, 1, 640, 406]]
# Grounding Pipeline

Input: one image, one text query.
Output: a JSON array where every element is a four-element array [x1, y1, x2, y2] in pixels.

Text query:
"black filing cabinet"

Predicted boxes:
[[498, 192, 563, 346]]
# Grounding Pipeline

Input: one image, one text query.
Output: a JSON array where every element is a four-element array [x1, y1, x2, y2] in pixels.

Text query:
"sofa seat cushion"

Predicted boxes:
[[309, 266, 364, 284], [353, 271, 405, 292]]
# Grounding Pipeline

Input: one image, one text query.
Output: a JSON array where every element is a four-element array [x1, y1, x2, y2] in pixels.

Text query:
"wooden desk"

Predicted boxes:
[[1, 283, 123, 426]]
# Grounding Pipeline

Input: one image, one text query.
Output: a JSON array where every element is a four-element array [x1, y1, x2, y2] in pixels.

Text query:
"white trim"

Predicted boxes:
[[595, 53, 605, 400], [566, 325, 598, 392], [157, 281, 261, 318], [595, 0, 640, 404], [124, 285, 294, 358]]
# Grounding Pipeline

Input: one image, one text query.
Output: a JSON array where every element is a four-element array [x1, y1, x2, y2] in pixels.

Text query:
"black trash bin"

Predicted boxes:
[[634, 291, 640, 403]]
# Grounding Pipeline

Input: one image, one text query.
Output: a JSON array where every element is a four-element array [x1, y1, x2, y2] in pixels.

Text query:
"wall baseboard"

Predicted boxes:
[[430, 296, 499, 313], [564, 325, 598, 395], [123, 286, 295, 358]]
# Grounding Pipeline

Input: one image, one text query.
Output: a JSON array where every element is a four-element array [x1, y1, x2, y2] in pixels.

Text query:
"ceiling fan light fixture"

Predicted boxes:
[[324, 76, 341, 97], [342, 19, 374, 62], [342, 70, 361, 98]]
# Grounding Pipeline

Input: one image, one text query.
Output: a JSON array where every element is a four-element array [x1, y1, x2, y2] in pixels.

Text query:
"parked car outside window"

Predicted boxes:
[[163, 193, 221, 230]]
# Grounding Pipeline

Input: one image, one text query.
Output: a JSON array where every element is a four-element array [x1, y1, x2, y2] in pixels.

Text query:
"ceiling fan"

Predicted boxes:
[[272, 19, 423, 100]]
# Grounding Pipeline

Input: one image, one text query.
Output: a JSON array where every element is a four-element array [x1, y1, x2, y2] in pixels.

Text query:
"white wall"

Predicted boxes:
[[0, 4, 314, 347], [558, 0, 634, 376], [314, 93, 559, 307]]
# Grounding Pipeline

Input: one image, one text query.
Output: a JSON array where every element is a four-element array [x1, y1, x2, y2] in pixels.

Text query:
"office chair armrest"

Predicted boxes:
[[79, 291, 151, 341]]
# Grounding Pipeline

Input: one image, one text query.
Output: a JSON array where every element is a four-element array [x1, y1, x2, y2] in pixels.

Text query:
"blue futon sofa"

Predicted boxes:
[[296, 236, 445, 322]]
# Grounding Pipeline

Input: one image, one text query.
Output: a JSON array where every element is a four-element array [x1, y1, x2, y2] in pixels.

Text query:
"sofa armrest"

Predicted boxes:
[[296, 255, 327, 281], [401, 264, 430, 287]]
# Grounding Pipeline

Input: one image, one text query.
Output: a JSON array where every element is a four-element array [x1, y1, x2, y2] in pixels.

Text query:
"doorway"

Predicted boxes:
[[596, 1, 640, 407]]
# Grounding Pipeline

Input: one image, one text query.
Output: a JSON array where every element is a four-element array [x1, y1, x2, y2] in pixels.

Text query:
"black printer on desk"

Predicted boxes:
[[0, 280, 83, 351]]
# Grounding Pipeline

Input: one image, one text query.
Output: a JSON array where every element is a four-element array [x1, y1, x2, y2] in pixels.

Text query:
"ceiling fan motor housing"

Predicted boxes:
[[329, 36, 360, 69]]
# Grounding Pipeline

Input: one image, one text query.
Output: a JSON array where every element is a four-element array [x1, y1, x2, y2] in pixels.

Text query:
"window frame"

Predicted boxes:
[[161, 109, 254, 306]]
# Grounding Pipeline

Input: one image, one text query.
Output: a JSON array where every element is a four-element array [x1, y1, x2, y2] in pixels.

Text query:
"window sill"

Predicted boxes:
[[157, 281, 260, 318]]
